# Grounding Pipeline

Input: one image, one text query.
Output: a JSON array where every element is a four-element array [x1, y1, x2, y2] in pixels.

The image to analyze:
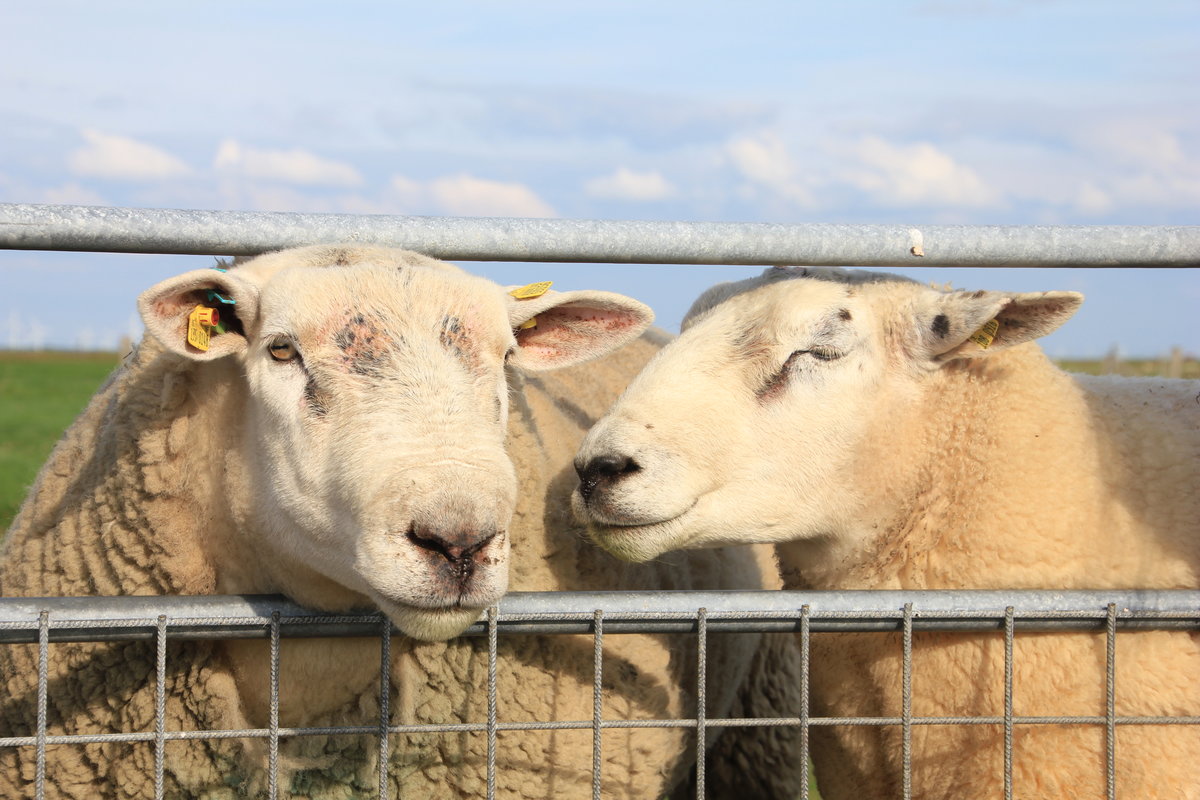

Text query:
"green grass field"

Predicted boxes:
[[1058, 357, 1200, 379], [0, 351, 121, 531]]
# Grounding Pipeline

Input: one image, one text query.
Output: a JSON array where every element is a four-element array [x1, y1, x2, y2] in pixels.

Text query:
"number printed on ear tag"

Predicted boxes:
[[187, 305, 219, 351], [968, 318, 1000, 349], [509, 281, 552, 300]]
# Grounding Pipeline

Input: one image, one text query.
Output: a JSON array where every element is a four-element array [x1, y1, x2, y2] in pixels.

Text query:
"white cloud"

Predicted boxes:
[[1065, 120, 1200, 211], [69, 129, 192, 181], [41, 182, 107, 206], [213, 139, 363, 187], [584, 167, 675, 201], [724, 132, 816, 207], [374, 174, 555, 217], [1073, 182, 1113, 216], [727, 132, 795, 185], [1078, 122, 1186, 172], [387, 176, 425, 209], [427, 174, 555, 217], [845, 136, 999, 208], [1108, 170, 1200, 210]]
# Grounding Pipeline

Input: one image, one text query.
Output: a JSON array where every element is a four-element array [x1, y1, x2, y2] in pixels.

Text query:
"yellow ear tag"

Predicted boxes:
[[509, 281, 553, 300], [517, 317, 538, 330], [187, 305, 219, 352], [968, 318, 1000, 349]]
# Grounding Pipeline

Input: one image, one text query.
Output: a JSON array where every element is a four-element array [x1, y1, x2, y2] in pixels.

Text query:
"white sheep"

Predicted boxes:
[[574, 266, 1200, 799], [0, 246, 804, 799]]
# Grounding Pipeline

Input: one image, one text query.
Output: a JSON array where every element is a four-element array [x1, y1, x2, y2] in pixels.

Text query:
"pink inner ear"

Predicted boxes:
[[547, 306, 639, 331], [515, 305, 639, 363], [153, 293, 195, 320]]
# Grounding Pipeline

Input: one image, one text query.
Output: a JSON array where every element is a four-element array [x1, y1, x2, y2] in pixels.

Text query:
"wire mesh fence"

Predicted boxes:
[[1, 590, 1197, 800]]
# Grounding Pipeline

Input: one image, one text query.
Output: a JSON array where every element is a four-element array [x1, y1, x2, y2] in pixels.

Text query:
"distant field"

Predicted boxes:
[[1, 350, 1196, 533], [1058, 357, 1200, 379], [0, 351, 121, 531]]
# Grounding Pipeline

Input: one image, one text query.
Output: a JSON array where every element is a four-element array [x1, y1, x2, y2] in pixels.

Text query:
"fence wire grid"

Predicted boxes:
[[1, 591, 1198, 800], [2, 205, 1199, 799]]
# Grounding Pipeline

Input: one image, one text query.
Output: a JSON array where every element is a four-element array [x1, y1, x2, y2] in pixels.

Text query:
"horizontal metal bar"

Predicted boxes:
[[0, 590, 1196, 643], [2, 203, 1198, 267], [3, 713, 1197, 750]]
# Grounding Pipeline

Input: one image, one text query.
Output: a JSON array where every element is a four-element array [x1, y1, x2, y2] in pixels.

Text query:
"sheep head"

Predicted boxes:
[[138, 245, 652, 640], [573, 266, 1081, 563]]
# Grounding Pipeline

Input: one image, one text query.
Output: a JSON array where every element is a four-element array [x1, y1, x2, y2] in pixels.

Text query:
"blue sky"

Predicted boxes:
[[1, 1, 1196, 356]]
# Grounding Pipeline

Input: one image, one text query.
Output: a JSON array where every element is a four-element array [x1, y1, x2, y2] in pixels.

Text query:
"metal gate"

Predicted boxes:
[[1, 203, 1198, 800]]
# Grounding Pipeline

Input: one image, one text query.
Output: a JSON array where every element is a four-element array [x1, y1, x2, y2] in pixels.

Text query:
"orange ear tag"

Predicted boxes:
[[187, 305, 219, 351], [968, 318, 1000, 349]]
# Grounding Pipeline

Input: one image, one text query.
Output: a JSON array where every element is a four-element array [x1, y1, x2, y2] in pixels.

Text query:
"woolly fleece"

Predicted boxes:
[[576, 266, 1200, 799], [0, 247, 805, 799]]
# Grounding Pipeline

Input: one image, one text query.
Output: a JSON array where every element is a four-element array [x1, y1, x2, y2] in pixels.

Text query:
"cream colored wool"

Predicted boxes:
[[576, 266, 1200, 800], [0, 246, 804, 799]]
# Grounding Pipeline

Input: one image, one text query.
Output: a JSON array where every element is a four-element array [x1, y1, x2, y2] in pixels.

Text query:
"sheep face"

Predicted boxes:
[[139, 245, 652, 639], [573, 267, 1081, 563]]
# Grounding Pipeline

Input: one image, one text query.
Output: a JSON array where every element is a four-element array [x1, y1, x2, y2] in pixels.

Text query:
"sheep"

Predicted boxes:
[[573, 265, 1200, 799], [0, 246, 805, 799]]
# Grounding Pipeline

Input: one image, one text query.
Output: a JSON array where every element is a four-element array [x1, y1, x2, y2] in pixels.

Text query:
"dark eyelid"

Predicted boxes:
[[789, 346, 844, 362], [757, 345, 845, 402], [807, 346, 843, 361]]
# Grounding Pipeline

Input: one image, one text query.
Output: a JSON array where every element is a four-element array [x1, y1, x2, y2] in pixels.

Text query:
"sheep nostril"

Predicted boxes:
[[407, 525, 497, 566], [576, 454, 640, 502]]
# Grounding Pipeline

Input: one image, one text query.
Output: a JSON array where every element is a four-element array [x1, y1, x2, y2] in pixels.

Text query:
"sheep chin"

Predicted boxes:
[[372, 594, 486, 641], [586, 518, 685, 563]]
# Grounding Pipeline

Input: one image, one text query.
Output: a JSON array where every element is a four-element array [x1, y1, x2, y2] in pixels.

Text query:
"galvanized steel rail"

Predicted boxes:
[[1, 590, 1198, 642], [2, 202, 1199, 266]]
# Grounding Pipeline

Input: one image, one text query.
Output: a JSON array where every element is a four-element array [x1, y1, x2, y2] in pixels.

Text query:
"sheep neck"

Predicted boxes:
[[776, 345, 1198, 593]]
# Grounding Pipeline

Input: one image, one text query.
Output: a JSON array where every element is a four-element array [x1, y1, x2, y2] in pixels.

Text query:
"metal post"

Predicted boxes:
[[154, 615, 168, 800], [487, 607, 499, 800], [591, 609, 604, 800]]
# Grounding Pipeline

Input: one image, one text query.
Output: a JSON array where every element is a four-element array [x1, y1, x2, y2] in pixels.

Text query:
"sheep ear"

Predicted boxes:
[[919, 289, 1083, 362], [505, 288, 654, 371], [137, 268, 260, 361]]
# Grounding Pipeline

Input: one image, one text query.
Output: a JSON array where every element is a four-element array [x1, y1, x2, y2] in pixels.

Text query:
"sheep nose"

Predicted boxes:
[[407, 524, 498, 567], [575, 453, 640, 503]]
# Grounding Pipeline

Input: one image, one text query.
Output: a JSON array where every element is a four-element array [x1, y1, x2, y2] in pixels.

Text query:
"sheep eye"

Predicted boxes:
[[785, 347, 844, 366], [268, 337, 299, 362], [808, 346, 844, 362]]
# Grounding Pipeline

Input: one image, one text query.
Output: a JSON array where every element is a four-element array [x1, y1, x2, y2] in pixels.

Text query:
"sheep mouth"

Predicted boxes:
[[585, 500, 701, 558], [369, 591, 493, 641], [374, 583, 502, 613], [363, 569, 504, 619], [587, 498, 698, 535]]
